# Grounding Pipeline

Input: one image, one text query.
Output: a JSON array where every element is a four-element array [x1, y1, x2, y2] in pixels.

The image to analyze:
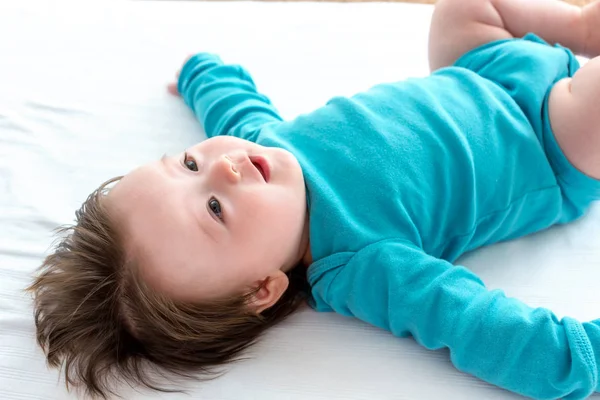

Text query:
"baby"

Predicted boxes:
[[28, 0, 600, 398]]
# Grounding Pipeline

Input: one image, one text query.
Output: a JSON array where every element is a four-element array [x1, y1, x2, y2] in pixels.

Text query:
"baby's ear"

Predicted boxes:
[[249, 271, 289, 315]]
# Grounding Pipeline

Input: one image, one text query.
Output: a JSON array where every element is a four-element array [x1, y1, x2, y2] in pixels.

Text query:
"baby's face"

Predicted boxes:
[[107, 136, 310, 302]]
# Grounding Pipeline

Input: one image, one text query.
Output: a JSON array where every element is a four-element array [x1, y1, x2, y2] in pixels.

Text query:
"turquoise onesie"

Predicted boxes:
[[177, 34, 600, 399]]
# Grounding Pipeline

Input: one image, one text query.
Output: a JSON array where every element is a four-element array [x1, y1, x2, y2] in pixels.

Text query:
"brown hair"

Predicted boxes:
[[26, 177, 309, 399]]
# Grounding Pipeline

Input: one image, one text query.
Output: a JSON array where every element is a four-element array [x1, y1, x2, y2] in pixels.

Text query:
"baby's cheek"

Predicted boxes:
[[275, 189, 306, 232]]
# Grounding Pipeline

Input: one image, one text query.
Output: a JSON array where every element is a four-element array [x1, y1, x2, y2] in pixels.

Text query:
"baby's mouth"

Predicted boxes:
[[249, 156, 270, 183]]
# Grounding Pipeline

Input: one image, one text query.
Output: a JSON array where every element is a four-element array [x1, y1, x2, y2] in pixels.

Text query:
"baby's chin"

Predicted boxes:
[[281, 150, 307, 195], [276, 147, 305, 178]]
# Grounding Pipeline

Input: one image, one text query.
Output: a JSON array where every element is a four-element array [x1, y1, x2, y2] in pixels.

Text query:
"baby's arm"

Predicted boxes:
[[429, 0, 597, 71], [309, 240, 600, 399], [174, 54, 283, 140]]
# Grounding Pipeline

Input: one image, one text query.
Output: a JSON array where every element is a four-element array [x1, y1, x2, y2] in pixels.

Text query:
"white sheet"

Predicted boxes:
[[1, 1, 599, 399]]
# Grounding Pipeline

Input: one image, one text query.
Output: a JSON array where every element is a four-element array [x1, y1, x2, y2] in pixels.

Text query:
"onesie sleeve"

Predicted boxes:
[[177, 53, 283, 141], [307, 239, 600, 399]]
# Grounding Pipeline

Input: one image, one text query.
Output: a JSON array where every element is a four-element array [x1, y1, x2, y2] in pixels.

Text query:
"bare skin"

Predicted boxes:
[[110, 0, 600, 315], [107, 136, 312, 314], [429, 0, 600, 180]]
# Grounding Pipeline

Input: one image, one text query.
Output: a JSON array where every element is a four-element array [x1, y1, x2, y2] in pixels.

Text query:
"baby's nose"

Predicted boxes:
[[216, 155, 241, 184]]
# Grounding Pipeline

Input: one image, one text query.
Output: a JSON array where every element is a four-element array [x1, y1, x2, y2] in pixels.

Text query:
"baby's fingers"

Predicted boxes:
[[169, 55, 195, 96], [167, 82, 179, 96]]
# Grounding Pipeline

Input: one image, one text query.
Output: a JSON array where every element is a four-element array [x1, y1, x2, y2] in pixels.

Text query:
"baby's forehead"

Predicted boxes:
[[109, 162, 162, 199], [104, 163, 166, 235]]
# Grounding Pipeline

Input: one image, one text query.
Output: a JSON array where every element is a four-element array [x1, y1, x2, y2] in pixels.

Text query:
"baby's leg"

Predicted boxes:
[[548, 56, 600, 180], [429, 0, 590, 71]]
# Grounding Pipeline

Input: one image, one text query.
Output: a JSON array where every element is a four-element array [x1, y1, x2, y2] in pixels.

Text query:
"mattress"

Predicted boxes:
[[1, 1, 599, 399]]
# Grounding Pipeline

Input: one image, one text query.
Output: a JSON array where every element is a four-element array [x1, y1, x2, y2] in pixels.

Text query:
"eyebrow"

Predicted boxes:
[[159, 154, 174, 177]]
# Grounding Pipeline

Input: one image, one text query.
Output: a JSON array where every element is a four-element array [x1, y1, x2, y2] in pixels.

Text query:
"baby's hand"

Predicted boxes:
[[167, 55, 193, 96]]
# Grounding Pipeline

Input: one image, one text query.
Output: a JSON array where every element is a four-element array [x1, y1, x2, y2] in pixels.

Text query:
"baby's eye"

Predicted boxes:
[[183, 152, 198, 172], [208, 197, 223, 221]]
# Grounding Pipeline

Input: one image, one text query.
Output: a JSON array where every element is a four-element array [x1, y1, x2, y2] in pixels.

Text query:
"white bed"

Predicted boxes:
[[1, 1, 600, 399]]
